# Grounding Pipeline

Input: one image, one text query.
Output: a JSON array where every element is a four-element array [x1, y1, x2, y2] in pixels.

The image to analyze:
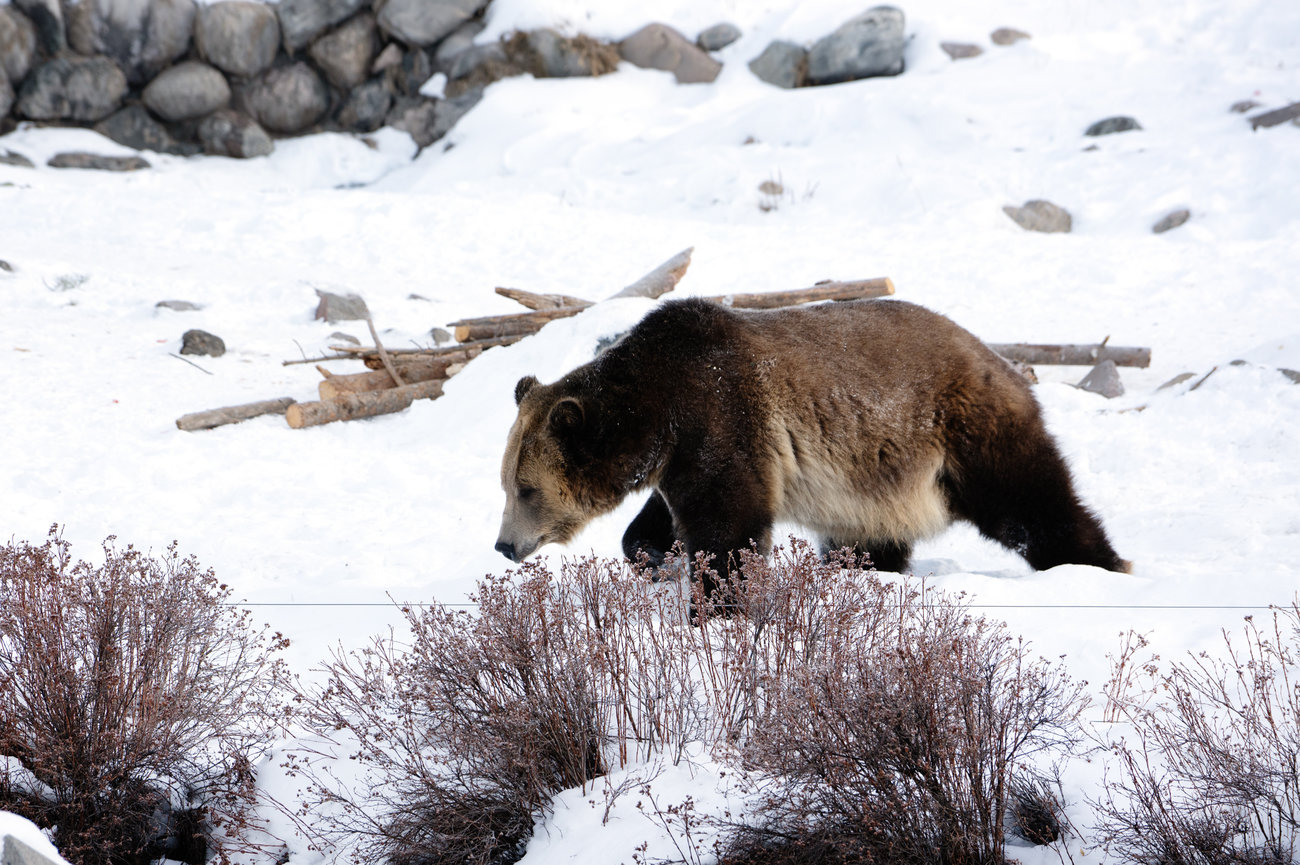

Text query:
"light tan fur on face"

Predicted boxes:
[[497, 391, 603, 561]]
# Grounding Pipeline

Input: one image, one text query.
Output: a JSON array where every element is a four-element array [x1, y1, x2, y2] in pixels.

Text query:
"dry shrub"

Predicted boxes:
[[1095, 606, 1300, 865], [712, 543, 1090, 865], [289, 540, 1088, 865], [0, 527, 289, 865]]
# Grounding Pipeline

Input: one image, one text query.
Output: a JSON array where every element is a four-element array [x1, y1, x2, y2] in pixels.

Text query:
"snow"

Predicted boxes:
[[2, 0, 1299, 861]]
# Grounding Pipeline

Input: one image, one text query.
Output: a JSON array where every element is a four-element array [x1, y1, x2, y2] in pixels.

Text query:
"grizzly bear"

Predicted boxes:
[[495, 298, 1129, 602]]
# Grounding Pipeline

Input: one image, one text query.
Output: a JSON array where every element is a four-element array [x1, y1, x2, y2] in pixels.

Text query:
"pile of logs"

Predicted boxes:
[[174, 247, 1151, 431]]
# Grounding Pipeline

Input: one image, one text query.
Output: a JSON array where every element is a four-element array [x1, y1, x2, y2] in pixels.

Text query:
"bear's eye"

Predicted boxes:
[[518, 486, 538, 502]]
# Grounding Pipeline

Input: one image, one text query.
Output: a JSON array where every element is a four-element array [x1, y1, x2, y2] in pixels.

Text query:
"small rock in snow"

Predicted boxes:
[[0, 149, 34, 168], [990, 27, 1030, 45], [1002, 200, 1072, 233], [1248, 102, 1300, 130], [940, 42, 983, 60], [157, 300, 204, 312], [1229, 99, 1261, 114], [619, 23, 722, 84], [1085, 116, 1143, 136], [1157, 372, 1198, 391], [1152, 208, 1190, 234], [47, 152, 151, 171], [180, 329, 226, 357], [697, 22, 742, 52], [1076, 360, 1124, 398], [314, 289, 370, 323], [748, 40, 807, 89]]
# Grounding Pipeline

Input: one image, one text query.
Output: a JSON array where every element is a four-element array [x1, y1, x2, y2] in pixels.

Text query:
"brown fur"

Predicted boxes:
[[495, 299, 1128, 595]]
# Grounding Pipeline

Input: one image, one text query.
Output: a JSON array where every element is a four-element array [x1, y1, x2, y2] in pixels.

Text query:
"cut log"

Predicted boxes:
[[176, 397, 297, 431], [286, 380, 445, 429], [495, 286, 592, 310], [318, 357, 466, 399], [987, 343, 1151, 368], [448, 306, 589, 343], [607, 247, 693, 300], [709, 277, 895, 309]]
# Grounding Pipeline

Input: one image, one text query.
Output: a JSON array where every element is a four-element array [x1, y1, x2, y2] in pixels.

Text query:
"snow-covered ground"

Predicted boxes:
[[2, 0, 1299, 861]]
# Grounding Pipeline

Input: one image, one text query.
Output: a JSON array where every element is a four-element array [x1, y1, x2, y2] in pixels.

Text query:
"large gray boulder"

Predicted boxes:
[[0, 6, 39, 85], [198, 108, 274, 158], [12, 0, 64, 54], [336, 79, 392, 132], [241, 62, 330, 134], [196, 1, 280, 79], [17, 56, 128, 121], [65, 0, 196, 85], [95, 104, 199, 155], [378, 0, 490, 48], [807, 6, 905, 85], [619, 23, 721, 84], [749, 40, 807, 88], [0, 73, 13, 120], [277, 0, 367, 53], [433, 20, 484, 73], [143, 61, 231, 122], [309, 13, 379, 90]]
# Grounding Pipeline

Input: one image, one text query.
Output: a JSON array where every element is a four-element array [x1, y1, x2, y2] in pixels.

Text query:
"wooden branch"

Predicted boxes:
[[176, 397, 297, 431], [447, 306, 589, 342], [987, 343, 1151, 368], [318, 357, 466, 400], [286, 380, 444, 429], [607, 247, 693, 300], [495, 286, 591, 310], [708, 277, 895, 309], [365, 314, 405, 386], [360, 344, 483, 371]]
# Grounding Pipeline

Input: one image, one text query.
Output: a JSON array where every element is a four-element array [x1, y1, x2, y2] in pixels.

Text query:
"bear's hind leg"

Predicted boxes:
[[622, 490, 677, 568], [821, 537, 912, 573], [945, 433, 1129, 573]]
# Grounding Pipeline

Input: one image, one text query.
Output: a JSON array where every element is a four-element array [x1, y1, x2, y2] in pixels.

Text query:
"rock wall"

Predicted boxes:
[[0, 0, 907, 159]]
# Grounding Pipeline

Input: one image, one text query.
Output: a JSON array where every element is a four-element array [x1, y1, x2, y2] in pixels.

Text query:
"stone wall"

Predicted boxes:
[[0, 0, 906, 160]]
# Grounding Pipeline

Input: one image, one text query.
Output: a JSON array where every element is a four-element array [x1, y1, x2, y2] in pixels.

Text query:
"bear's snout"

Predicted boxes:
[[494, 539, 518, 562]]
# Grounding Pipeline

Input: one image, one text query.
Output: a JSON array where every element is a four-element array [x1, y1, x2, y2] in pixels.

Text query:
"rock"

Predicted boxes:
[[387, 90, 480, 146], [0, 149, 35, 168], [157, 300, 204, 311], [1157, 372, 1198, 391], [432, 20, 484, 73], [373, 42, 405, 75], [94, 105, 199, 155], [47, 152, 151, 171], [444, 43, 522, 98], [198, 109, 274, 158], [1230, 99, 1261, 114], [180, 329, 226, 357], [17, 57, 128, 122], [389, 46, 436, 96], [807, 6, 905, 86], [619, 23, 722, 84], [697, 22, 741, 52], [196, 1, 281, 79], [143, 61, 231, 122], [1248, 102, 1300, 130], [276, 0, 367, 53], [242, 63, 330, 134], [1003, 200, 1072, 233], [310, 13, 379, 90], [748, 40, 807, 89], [314, 289, 369, 322], [0, 6, 39, 85], [12, 0, 64, 54], [1085, 116, 1142, 136], [520, 29, 619, 78], [0, 73, 12, 120], [990, 27, 1030, 45], [1280, 368, 1300, 385], [336, 79, 392, 132], [66, 0, 196, 85], [1152, 208, 1190, 234], [940, 41, 982, 60], [1076, 360, 1124, 398], [378, 0, 490, 48]]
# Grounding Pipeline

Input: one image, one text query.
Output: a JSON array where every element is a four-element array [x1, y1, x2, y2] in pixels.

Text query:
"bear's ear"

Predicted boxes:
[[548, 397, 585, 438], [514, 375, 540, 405]]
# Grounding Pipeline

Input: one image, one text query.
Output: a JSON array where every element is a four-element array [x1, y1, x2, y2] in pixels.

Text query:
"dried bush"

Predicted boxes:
[[289, 540, 1088, 865], [714, 542, 1090, 865], [1094, 606, 1300, 865], [0, 527, 290, 865]]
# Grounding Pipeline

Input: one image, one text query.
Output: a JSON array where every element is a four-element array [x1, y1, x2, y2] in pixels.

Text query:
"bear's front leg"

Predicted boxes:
[[622, 490, 677, 569]]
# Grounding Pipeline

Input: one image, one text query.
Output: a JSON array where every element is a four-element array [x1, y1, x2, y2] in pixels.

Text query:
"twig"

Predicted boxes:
[[170, 352, 215, 375], [365, 315, 405, 387]]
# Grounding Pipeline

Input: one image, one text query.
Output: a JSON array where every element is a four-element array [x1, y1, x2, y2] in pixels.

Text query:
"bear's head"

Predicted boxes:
[[495, 374, 605, 563]]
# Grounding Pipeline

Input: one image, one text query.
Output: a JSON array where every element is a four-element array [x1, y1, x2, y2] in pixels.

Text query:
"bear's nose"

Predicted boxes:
[[495, 540, 516, 562]]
